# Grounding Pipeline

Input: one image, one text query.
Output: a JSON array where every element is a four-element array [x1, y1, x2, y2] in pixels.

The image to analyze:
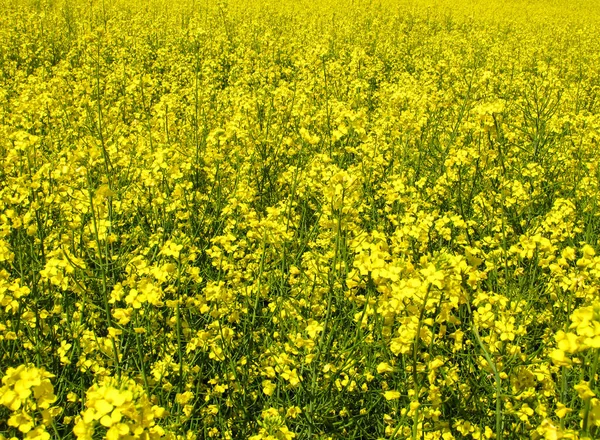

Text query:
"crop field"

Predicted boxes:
[[2, 0, 600, 438]]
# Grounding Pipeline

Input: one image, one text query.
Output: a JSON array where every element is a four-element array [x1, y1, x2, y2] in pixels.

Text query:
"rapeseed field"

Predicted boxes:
[[2, 0, 600, 438]]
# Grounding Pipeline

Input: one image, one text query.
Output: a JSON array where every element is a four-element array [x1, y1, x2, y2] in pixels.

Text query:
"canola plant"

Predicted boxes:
[[2, 0, 600, 438]]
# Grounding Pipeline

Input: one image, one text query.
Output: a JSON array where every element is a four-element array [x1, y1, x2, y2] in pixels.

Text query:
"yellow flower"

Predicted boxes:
[[105, 423, 129, 440], [555, 331, 580, 354], [8, 410, 34, 433], [0, 388, 20, 411], [175, 391, 194, 405], [73, 416, 94, 440], [549, 349, 571, 366], [23, 426, 50, 440], [383, 390, 401, 401], [516, 403, 534, 422], [305, 319, 324, 339], [286, 406, 302, 419], [377, 362, 395, 374], [555, 402, 572, 419], [574, 381, 596, 400], [0, 365, 57, 421], [74, 376, 169, 439], [262, 380, 276, 396], [281, 368, 301, 387]]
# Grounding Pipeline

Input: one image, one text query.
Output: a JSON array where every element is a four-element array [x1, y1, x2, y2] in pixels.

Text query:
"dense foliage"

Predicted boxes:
[[2, 0, 600, 438]]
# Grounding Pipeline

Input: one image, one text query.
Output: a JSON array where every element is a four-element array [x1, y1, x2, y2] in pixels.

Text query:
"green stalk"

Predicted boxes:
[[412, 284, 432, 387], [466, 297, 503, 440], [86, 171, 120, 377], [582, 348, 600, 434], [134, 309, 150, 393]]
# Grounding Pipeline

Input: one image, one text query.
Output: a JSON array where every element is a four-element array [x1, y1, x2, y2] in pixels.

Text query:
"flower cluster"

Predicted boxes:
[[73, 376, 170, 440], [0, 365, 60, 440], [249, 408, 297, 440], [551, 303, 600, 366]]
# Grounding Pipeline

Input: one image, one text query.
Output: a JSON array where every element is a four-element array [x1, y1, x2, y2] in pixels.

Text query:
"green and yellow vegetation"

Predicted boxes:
[[2, 0, 600, 438]]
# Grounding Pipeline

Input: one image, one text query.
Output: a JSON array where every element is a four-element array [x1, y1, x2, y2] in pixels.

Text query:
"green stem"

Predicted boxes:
[[466, 295, 503, 440], [412, 285, 431, 388], [134, 310, 150, 393], [583, 348, 600, 434]]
